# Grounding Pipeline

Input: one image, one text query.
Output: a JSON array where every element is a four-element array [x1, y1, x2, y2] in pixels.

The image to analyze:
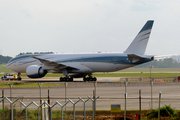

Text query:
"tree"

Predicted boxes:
[[0, 55, 12, 64]]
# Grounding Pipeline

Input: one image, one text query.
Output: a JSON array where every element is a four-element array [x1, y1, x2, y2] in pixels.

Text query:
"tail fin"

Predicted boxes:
[[124, 20, 154, 55]]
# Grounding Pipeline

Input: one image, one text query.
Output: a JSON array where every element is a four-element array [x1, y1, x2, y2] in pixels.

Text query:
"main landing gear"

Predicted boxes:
[[83, 74, 97, 81], [60, 77, 73, 82], [59, 69, 97, 82], [60, 69, 73, 82], [83, 77, 97, 81]]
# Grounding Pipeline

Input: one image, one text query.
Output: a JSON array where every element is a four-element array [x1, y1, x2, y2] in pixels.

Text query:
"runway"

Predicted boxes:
[[20, 77, 120, 82]]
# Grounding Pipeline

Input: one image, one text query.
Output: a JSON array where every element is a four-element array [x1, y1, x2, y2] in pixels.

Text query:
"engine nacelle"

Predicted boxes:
[[26, 65, 47, 78]]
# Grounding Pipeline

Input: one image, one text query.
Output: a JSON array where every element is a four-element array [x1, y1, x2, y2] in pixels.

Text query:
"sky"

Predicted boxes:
[[1, 0, 180, 57]]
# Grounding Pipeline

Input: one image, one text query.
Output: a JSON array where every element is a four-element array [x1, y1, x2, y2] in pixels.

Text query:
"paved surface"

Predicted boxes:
[[20, 77, 121, 82], [0, 80, 180, 111]]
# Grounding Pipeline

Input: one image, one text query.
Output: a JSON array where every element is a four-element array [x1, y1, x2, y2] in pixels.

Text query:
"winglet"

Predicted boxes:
[[124, 20, 154, 55]]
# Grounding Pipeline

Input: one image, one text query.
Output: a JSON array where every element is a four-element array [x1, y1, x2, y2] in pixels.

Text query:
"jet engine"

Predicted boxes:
[[26, 65, 47, 78]]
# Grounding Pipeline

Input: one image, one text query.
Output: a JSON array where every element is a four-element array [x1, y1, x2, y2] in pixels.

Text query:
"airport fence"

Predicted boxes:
[[0, 79, 180, 120], [0, 89, 171, 120], [0, 96, 99, 120]]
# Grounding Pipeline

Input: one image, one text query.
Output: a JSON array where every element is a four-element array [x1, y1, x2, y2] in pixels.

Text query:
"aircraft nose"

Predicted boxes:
[[6, 62, 10, 69]]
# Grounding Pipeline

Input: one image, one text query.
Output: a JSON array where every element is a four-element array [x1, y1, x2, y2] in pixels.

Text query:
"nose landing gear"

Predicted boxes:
[[17, 73, 22, 81]]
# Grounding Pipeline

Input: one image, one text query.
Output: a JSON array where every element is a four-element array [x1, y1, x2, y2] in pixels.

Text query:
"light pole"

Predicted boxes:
[[38, 83, 43, 100], [149, 65, 153, 109], [149, 65, 153, 79]]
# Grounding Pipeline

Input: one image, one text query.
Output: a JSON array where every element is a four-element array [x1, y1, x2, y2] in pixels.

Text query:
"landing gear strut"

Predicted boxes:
[[60, 69, 73, 82], [17, 73, 22, 81], [60, 77, 73, 82]]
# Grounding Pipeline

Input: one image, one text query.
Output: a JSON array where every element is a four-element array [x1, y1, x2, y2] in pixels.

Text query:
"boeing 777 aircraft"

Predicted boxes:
[[6, 20, 154, 81]]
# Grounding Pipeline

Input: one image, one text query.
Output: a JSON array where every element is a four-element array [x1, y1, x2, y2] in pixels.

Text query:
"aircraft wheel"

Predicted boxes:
[[93, 77, 97, 81], [70, 77, 73, 81], [18, 77, 22, 81], [83, 77, 87, 82]]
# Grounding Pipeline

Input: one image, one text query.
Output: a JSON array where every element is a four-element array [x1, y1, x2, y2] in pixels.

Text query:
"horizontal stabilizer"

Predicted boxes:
[[127, 54, 144, 63]]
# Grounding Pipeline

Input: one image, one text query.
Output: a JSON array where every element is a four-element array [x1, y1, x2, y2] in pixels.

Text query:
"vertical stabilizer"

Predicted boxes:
[[124, 20, 154, 55]]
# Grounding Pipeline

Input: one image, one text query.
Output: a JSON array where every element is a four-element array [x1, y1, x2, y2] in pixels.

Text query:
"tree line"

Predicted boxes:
[[135, 58, 180, 68], [0, 55, 12, 64], [16, 52, 54, 56]]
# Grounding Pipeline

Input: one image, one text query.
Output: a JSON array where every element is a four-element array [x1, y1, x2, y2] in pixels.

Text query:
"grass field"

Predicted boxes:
[[0, 64, 12, 73], [0, 82, 64, 88], [93, 73, 180, 78]]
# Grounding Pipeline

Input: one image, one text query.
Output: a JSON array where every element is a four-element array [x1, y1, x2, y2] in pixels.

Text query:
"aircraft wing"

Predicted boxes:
[[31, 56, 59, 66], [30, 56, 78, 71]]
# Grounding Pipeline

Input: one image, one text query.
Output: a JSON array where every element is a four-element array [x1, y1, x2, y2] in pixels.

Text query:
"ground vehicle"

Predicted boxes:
[[1, 73, 19, 80]]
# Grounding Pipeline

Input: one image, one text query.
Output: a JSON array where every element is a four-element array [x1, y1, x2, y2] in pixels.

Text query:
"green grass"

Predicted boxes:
[[0, 73, 65, 77], [93, 73, 180, 78], [0, 82, 64, 88], [0, 108, 69, 120], [0, 64, 12, 73], [0, 107, 180, 120], [146, 105, 180, 119]]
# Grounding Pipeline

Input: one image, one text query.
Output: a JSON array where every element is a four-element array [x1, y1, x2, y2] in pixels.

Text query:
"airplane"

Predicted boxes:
[[6, 20, 154, 81]]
